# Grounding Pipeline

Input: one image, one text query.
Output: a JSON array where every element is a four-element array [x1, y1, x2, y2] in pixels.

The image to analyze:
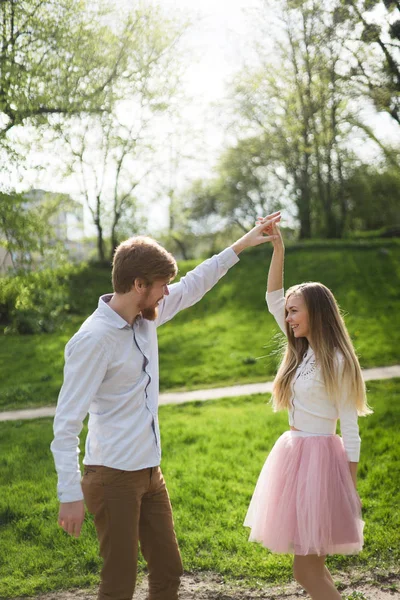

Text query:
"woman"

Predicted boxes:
[[244, 220, 371, 600]]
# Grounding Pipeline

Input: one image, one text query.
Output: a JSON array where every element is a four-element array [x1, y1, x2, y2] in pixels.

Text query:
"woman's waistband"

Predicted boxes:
[[289, 409, 337, 435], [287, 430, 335, 438]]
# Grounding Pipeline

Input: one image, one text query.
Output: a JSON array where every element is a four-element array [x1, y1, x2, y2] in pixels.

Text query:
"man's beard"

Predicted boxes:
[[139, 287, 162, 321], [141, 306, 158, 321]]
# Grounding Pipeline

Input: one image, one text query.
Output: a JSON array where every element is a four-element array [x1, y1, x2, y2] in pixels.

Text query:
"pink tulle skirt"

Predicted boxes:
[[244, 431, 364, 556]]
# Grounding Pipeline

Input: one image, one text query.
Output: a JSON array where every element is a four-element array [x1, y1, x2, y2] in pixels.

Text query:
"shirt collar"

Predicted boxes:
[[98, 294, 131, 329]]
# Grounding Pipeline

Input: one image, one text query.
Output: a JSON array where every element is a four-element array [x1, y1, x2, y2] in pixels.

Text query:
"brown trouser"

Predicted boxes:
[[82, 465, 183, 600]]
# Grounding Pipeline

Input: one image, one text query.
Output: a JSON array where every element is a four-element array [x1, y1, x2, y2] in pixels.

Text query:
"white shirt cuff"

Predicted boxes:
[[58, 483, 84, 503]]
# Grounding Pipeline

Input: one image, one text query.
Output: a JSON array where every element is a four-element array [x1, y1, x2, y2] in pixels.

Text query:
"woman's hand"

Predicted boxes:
[[231, 211, 281, 254], [257, 216, 284, 251]]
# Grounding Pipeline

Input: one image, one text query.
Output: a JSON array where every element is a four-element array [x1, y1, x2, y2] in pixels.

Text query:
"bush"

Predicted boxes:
[[347, 226, 400, 239], [0, 263, 86, 334]]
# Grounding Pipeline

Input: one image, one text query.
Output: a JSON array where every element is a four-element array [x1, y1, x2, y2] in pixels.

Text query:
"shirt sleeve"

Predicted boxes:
[[266, 288, 287, 335], [50, 332, 109, 503], [336, 354, 361, 462], [155, 247, 240, 327]]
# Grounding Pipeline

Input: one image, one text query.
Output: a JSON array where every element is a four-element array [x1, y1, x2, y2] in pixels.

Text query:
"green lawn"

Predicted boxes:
[[0, 379, 399, 597], [1, 240, 399, 410]]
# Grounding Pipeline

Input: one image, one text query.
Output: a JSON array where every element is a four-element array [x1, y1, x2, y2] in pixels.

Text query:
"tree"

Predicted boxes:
[[185, 137, 284, 234], [56, 5, 188, 262], [340, 0, 400, 125], [0, 191, 69, 270], [59, 113, 149, 263], [0, 0, 133, 145], [229, 0, 361, 238], [344, 164, 400, 230]]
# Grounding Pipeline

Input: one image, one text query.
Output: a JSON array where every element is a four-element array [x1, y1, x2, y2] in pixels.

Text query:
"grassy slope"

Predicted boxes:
[[1, 241, 399, 410], [0, 379, 398, 597]]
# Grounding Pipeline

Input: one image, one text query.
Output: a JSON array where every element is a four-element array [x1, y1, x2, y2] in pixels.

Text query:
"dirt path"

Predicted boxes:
[[2, 364, 400, 423], [16, 569, 400, 600]]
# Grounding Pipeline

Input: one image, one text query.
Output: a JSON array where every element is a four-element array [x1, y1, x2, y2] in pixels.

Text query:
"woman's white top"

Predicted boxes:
[[266, 288, 361, 462]]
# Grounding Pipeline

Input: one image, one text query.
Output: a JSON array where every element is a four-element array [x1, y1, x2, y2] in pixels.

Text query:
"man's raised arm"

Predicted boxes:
[[155, 212, 280, 327]]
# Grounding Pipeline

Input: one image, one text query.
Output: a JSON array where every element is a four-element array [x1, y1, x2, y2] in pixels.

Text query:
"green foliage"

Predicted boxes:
[[391, 19, 400, 41], [231, 0, 363, 239], [0, 263, 86, 334], [227, 0, 400, 239], [56, 5, 188, 262], [157, 241, 400, 390], [0, 191, 72, 270], [344, 592, 368, 600], [159, 223, 247, 261], [0, 240, 399, 410], [0, 0, 128, 140], [347, 227, 400, 239], [0, 380, 398, 596], [344, 166, 400, 231], [186, 138, 282, 233], [344, 0, 400, 125], [361, 23, 382, 43]]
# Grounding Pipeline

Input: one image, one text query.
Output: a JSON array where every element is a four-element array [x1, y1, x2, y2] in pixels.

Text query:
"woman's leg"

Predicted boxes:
[[293, 555, 342, 599], [324, 565, 336, 586]]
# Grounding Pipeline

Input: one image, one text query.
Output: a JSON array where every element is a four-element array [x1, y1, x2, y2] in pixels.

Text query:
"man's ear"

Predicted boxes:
[[133, 278, 149, 294]]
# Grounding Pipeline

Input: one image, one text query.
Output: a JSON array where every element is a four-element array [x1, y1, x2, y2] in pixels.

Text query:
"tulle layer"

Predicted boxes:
[[244, 431, 364, 556]]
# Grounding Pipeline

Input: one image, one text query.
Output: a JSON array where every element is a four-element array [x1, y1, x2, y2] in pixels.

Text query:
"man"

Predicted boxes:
[[51, 212, 280, 600]]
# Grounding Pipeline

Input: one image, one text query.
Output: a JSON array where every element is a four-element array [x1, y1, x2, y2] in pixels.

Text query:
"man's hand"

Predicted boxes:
[[257, 217, 284, 251], [231, 211, 281, 255], [58, 500, 85, 538]]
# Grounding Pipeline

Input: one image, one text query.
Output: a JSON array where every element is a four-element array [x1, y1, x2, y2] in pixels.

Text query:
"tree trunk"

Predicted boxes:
[[110, 210, 120, 261], [337, 153, 347, 237], [297, 148, 312, 240], [96, 221, 105, 263], [298, 189, 312, 239], [172, 235, 188, 260], [94, 195, 105, 262]]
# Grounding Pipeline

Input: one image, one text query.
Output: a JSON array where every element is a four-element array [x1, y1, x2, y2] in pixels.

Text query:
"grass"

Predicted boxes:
[[0, 378, 399, 597], [1, 240, 400, 410]]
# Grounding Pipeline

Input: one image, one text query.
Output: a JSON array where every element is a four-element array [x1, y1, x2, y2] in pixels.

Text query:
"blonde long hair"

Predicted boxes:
[[272, 282, 372, 416]]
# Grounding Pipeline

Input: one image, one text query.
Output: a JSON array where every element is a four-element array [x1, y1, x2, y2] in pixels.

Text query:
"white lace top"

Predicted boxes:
[[266, 288, 361, 462]]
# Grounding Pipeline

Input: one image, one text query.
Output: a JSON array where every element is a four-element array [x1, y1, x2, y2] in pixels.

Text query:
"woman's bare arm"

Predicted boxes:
[[266, 222, 285, 293]]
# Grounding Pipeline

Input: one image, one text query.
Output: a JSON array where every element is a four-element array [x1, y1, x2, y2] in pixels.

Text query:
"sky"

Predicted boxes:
[[160, 0, 263, 100], [4, 0, 400, 237]]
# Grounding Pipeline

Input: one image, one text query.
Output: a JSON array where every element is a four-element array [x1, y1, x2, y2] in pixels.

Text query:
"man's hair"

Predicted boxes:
[[112, 236, 178, 293]]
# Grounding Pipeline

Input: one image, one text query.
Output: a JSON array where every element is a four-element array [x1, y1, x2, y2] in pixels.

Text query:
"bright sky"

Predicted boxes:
[[160, 0, 263, 99]]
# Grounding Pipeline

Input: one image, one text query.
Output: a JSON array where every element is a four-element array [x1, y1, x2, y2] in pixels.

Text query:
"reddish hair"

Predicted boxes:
[[112, 236, 177, 293]]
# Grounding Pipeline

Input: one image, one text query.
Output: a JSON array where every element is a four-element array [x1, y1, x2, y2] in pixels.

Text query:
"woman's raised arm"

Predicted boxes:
[[267, 223, 284, 293], [257, 219, 286, 335]]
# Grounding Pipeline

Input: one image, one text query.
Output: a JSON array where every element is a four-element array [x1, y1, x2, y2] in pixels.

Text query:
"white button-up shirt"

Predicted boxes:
[[51, 247, 239, 502], [266, 288, 361, 462]]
